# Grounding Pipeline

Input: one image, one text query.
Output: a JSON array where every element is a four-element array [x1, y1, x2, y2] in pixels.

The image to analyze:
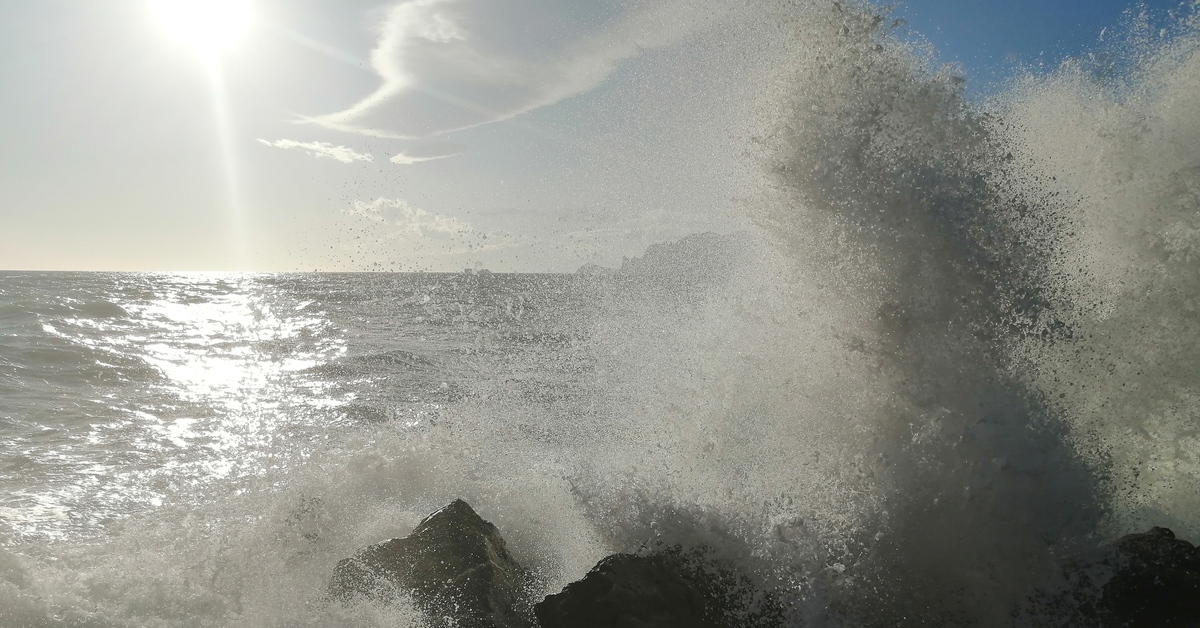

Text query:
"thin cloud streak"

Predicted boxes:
[[389, 153, 452, 164], [389, 141, 467, 164], [257, 139, 373, 163]]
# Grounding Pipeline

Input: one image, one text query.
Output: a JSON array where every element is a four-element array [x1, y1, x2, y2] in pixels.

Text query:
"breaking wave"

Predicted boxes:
[[1, 2, 1197, 626]]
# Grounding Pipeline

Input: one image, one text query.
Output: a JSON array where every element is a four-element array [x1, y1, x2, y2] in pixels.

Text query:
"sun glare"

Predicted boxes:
[[151, 0, 252, 58]]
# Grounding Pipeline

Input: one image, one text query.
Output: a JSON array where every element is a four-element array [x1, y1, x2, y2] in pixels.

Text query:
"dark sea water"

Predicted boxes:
[[2, 2, 1199, 626]]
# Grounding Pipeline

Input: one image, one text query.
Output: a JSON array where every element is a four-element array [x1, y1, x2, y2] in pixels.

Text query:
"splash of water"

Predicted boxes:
[[1, 2, 1197, 626]]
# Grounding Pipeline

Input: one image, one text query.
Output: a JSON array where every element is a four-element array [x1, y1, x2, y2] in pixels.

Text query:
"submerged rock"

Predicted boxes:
[[329, 499, 533, 628], [1096, 527, 1200, 627], [535, 548, 784, 628]]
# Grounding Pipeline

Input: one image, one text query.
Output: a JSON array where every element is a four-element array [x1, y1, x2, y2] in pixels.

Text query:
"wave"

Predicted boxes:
[[558, 1, 1200, 622], [1, 2, 1197, 627], [737, 1, 1199, 622]]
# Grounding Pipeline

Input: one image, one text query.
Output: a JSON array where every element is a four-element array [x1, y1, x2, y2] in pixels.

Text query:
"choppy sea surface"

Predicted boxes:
[[3, 2, 1199, 626], [0, 272, 593, 544], [0, 270, 622, 625]]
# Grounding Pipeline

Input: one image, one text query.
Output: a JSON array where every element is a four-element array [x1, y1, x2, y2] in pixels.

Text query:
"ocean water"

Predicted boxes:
[[3, 2, 1199, 626], [0, 270, 610, 626]]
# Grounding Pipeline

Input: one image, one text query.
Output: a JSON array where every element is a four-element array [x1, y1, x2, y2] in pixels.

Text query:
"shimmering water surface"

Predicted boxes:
[[0, 272, 592, 543], [2, 1, 1198, 625]]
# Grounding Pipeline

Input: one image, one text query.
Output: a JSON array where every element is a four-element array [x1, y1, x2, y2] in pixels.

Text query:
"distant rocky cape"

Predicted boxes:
[[329, 499, 1200, 627], [576, 232, 752, 280]]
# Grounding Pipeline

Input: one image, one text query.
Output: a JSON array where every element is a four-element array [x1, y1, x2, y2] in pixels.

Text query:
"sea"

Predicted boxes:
[[2, 2, 1199, 627]]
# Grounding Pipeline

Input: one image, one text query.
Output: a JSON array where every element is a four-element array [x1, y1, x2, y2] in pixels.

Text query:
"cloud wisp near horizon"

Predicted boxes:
[[345, 197, 516, 259], [310, 0, 724, 139], [257, 139, 374, 163]]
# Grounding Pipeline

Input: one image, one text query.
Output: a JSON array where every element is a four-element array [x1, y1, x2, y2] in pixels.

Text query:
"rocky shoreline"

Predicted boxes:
[[330, 500, 1200, 627]]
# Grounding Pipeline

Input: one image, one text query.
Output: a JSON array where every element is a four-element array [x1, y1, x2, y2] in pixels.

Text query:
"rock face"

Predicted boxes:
[[535, 549, 783, 628], [1096, 527, 1200, 627], [327, 500, 1200, 628], [329, 499, 533, 628]]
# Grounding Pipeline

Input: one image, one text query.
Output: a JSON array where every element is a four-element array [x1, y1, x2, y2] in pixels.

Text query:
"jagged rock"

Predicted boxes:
[[329, 499, 533, 628], [535, 548, 784, 628], [1097, 527, 1200, 627]]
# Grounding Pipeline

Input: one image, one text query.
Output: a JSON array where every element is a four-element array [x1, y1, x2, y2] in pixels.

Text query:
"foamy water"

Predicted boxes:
[[2, 2, 1198, 626]]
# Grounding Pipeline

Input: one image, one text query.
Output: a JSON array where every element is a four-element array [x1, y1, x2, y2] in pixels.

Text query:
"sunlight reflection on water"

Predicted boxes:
[[1, 273, 349, 541], [2, 271, 570, 542]]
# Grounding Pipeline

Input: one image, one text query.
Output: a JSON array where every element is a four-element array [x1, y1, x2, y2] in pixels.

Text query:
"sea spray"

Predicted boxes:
[[744, 0, 1199, 622], [1, 2, 1198, 627], [999, 8, 1200, 542]]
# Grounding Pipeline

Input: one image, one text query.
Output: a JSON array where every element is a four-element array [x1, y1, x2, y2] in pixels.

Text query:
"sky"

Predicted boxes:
[[0, 0, 1186, 272]]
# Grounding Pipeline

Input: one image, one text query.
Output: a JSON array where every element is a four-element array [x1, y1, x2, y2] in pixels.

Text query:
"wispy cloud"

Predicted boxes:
[[390, 141, 467, 164], [348, 198, 468, 235], [345, 198, 517, 257], [312, 0, 722, 138], [257, 139, 373, 163]]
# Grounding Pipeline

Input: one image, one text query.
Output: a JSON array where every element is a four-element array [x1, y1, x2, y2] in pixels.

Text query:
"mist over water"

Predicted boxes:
[[1, 1, 1198, 626]]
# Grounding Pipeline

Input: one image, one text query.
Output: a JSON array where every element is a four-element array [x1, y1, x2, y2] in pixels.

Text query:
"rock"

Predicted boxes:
[[330, 499, 533, 628], [1033, 527, 1200, 626], [535, 548, 784, 628], [1097, 527, 1200, 627]]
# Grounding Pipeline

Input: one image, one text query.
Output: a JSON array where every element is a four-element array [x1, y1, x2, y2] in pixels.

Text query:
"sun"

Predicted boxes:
[[150, 0, 253, 58]]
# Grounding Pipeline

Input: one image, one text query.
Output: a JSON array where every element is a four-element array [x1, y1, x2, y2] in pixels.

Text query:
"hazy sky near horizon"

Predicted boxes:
[[0, 0, 1184, 272]]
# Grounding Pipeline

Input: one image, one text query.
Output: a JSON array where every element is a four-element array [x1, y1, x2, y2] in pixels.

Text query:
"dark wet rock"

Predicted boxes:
[[330, 499, 533, 628], [1096, 527, 1200, 627], [1031, 527, 1200, 626], [535, 547, 784, 628]]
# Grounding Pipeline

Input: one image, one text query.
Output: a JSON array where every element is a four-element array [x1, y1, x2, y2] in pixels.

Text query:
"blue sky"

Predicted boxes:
[[0, 0, 1188, 272], [899, 0, 1186, 93]]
